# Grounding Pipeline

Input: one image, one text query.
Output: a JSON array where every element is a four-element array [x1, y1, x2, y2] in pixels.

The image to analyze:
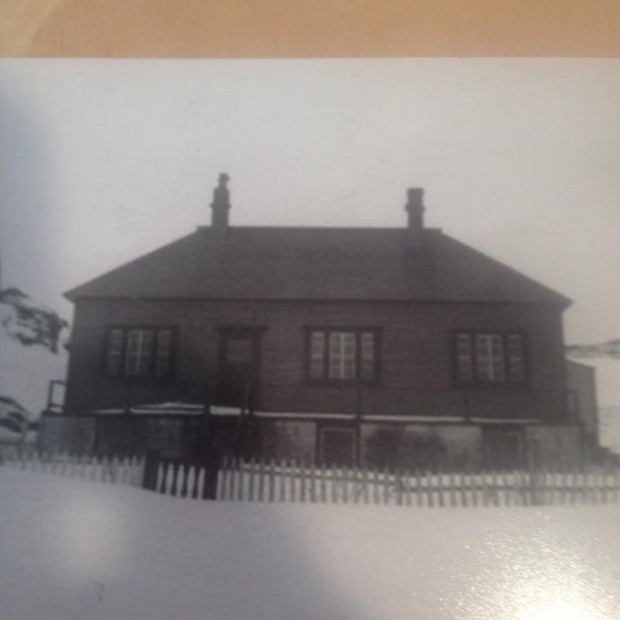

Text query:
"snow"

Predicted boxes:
[[87, 403, 358, 420], [84, 403, 545, 425], [1, 469, 620, 620]]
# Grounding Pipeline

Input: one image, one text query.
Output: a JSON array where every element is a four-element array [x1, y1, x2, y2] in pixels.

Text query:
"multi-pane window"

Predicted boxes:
[[105, 329, 125, 376], [475, 334, 505, 382], [308, 329, 378, 382], [105, 327, 174, 378], [455, 332, 526, 385], [125, 329, 155, 376], [506, 334, 526, 383], [155, 330, 173, 377], [328, 332, 356, 380]]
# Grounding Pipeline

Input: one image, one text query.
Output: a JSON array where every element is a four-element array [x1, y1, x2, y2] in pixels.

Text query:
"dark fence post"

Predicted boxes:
[[142, 449, 160, 491], [202, 449, 222, 500], [529, 465, 543, 506]]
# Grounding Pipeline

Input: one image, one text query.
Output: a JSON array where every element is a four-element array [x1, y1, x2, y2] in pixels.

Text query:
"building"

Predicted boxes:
[[566, 359, 600, 460], [45, 175, 583, 469]]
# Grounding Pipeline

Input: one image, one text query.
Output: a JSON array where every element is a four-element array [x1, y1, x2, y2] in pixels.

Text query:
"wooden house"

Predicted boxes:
[[48, 175, 583, 469]]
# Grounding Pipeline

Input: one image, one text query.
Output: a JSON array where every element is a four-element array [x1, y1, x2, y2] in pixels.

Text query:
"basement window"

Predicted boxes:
[[454, 332, 526, 385], [104, 327, 175, 378], [306, 328, 379, 383]]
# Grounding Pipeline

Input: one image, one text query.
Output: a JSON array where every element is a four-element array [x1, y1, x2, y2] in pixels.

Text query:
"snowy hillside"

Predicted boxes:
[[566, 339, 620, 360], [1, 468, 619, 620]]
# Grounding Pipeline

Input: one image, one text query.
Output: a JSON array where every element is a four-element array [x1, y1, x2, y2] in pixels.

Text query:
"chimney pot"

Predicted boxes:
[[211, 173, 231, 229], [405, 187, 425, 233]]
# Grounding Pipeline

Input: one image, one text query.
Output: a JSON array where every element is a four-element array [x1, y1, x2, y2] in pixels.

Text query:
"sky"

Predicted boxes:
[[0, 58, 619, 411]]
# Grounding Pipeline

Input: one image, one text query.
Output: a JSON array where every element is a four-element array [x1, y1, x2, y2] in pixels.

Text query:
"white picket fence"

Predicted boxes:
[[5, 450, 620, 508], [1, 450, 145, 487], [208, 457, 620, 508]]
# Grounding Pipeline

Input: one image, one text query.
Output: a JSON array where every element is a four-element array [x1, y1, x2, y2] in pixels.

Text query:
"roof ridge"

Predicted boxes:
[[196, 225, 442, 232]]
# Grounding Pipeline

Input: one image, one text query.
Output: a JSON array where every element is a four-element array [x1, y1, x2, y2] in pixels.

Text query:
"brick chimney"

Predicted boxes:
[[405, 187, 425, 234], [211, 173, 231, 229]]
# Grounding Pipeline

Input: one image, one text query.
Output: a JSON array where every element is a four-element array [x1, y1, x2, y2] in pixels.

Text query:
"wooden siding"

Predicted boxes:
[[65, 297, 567, 421]]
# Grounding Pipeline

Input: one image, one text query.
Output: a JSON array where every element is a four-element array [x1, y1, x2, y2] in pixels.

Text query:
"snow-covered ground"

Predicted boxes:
[[1, 469, 619, 620]]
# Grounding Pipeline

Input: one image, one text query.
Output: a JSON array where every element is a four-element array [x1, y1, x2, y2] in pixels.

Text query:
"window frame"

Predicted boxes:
[[103, 325, 177, 380], [452, 330, 529, 388], [304, 326, 381, 385]]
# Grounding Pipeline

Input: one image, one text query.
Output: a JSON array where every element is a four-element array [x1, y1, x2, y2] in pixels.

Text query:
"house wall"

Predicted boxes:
[[65, 298, 567, 422], [38, 413, 581, 471], [360, 423, 482, 470], [257, 420, 316, 462], [525, 424, 582, 468], [38, 415, 97, 454], [38, 413, 206, 458]]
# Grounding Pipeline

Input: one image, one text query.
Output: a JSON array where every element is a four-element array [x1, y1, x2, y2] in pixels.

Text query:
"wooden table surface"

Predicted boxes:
[[2, 0, 619, 58]]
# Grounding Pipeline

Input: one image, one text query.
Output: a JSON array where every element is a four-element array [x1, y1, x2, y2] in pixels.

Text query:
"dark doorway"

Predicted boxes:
[[319, 426, 357, 466], [216, 330, 261, 409], [483, 428, 525, 469]]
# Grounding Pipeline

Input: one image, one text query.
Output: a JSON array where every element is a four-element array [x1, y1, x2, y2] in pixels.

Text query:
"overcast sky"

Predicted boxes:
[[1, 58, 619, 410]]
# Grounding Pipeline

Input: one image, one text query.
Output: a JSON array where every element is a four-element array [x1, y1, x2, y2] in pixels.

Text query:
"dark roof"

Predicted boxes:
[[64, 226, 571, 306]]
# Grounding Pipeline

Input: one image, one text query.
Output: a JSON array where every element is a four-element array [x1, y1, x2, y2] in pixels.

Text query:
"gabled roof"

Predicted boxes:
[[64, 226, 571, 307]]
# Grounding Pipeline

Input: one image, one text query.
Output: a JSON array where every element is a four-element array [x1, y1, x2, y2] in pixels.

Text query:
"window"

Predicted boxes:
[[307, 329, 378, 382], [454, 332, 526, 385], [105, 327, 175, 378]]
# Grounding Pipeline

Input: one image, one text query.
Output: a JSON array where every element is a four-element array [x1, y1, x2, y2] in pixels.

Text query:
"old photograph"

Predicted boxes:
[[1, 58, 619, 619]]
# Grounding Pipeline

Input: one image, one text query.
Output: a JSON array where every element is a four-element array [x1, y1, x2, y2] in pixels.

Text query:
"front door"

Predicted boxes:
[[216, 330, 260, 409]]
